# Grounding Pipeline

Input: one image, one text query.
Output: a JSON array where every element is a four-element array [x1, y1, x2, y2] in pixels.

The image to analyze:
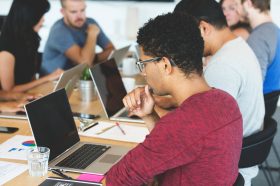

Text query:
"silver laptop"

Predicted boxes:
[[89, 59, 144, 123], [0, 64, 87, 120], [107, 45, 130, 65], [134, 44, 141, 60], [24, 89, 130, 175], [54, 63, 87, 97]]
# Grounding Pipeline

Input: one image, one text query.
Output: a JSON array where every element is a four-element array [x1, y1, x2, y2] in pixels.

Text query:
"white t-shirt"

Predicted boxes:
[[204, 37, 265, 186]]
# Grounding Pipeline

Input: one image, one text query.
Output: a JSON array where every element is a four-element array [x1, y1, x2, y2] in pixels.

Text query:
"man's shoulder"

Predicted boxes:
[[161, 89, 240, 129], [206, 37, 260, 80], [254, 22, 279, 32], [221, 37, 250, 53], [50, 18, 71, 33], [52, 18, 64, 27], [86, 17, 98, 24], [179, 89, 235, 111], [247, 22, 279, 61], [249, 22, 279, 40], [211, 38, 256, 64], [48, 19, 72, 38]]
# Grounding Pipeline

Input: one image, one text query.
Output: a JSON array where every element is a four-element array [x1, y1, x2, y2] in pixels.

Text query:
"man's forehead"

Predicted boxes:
[[63, 0, 85, 8]]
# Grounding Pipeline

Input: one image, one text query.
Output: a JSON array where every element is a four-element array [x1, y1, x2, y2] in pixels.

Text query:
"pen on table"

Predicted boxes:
[[95, 125, 116, 135], [115, 122, 126, 135], [51, 169, 73, 180], [83, 122, 99, 132]]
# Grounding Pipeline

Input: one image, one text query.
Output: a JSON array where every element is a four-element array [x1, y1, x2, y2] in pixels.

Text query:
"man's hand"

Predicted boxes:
[[0, 91, 41, 102], [153, 95, 178, 109], [0, 101, 25, 113], [87, 24, 100, 38], [123, 85, 155, 118], [19, 93, 42, 102], [0, 91, 25, 101], [47, 69, 64, 81]]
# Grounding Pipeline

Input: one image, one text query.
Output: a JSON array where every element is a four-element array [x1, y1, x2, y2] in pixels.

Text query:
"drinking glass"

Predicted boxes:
[[27, 147, 50, 177]]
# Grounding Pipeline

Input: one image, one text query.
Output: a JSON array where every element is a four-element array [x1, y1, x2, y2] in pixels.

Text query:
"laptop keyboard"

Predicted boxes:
[[56, 144, 111, 169]]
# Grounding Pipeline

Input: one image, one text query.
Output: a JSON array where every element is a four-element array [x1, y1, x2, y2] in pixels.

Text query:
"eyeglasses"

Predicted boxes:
[[136, 57, 176, 73], [136, 57, 162, 72]]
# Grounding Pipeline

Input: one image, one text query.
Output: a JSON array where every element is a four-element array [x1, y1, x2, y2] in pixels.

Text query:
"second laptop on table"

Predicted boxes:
[[89, 59, 144, 123]]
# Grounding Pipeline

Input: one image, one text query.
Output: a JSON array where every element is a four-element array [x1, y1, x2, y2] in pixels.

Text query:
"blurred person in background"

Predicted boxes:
[[0, 91, 39, 112], [220, 0, 251, 39], [41, 0, 115, 75], [241, 0, 280, 119], [0, 0, 62, 92]]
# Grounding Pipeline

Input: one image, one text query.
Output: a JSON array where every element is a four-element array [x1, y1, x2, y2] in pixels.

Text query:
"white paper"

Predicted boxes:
[[0, 135, 35, 160], [0, 161, 27, 185], [79, 121, 149, 143]]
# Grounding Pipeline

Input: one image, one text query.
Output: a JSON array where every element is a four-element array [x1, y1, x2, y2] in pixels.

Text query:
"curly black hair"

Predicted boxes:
[[137, 12, 204, 76]]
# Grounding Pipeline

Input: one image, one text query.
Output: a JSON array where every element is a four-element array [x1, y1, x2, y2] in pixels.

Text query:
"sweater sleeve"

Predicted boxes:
[[106, 118, 204, 186]]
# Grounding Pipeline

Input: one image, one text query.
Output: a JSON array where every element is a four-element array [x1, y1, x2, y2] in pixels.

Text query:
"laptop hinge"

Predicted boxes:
[[49, 141, 81, 164]]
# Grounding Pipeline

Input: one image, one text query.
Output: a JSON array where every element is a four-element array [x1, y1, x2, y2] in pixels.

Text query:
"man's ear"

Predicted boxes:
[[60, 8, 65, 16], [199, 20, 212, 37], [161, 57, 173, 74]]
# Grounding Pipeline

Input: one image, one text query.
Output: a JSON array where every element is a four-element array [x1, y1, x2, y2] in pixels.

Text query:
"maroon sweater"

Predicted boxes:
[[106, 89, 243, 186]]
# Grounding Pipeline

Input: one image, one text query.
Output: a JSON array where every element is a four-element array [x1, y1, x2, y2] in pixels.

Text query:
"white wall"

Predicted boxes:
[[0, 0, 280, 51]]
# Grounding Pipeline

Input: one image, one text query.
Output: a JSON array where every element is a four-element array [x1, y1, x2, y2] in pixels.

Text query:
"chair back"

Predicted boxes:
[[233, 173, 244, 186], [238, 117, 277, 168], [264, 91, 280, 119]]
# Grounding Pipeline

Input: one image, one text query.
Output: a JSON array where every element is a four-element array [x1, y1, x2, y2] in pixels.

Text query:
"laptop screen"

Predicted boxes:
[[90, 59, 127, 117], [54, 63, 87, 97], [25, 89, 80, 161]]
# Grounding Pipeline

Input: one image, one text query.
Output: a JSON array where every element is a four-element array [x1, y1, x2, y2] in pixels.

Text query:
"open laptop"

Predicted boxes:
[[89, 59, 144, 123], [0, 64, 87, 120], [134, 44, 141, 60], [107, 45, 130, 65], [54, 63, 99, 119], [54, 63, 87, 97], [24, 89, 131, 175]]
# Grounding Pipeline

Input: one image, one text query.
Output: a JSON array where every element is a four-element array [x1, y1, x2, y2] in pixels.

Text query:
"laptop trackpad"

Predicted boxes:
[[99, 154, 121, 164]]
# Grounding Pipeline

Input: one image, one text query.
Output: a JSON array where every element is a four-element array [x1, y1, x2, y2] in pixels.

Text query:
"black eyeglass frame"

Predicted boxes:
[[136, 57, 176, 72]]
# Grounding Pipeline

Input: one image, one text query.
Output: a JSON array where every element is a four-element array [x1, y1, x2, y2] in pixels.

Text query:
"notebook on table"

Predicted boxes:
[[25, 89, 130, 175], [89, 59, 144, 123], [39, 177, 102, 186]]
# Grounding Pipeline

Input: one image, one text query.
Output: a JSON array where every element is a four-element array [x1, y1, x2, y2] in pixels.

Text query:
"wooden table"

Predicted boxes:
[[0, 79, 146, 185]]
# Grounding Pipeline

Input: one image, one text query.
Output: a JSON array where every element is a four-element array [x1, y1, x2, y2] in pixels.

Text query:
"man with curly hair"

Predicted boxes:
[[174, 0, 264, 185], [105, 12, 242, 186]]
